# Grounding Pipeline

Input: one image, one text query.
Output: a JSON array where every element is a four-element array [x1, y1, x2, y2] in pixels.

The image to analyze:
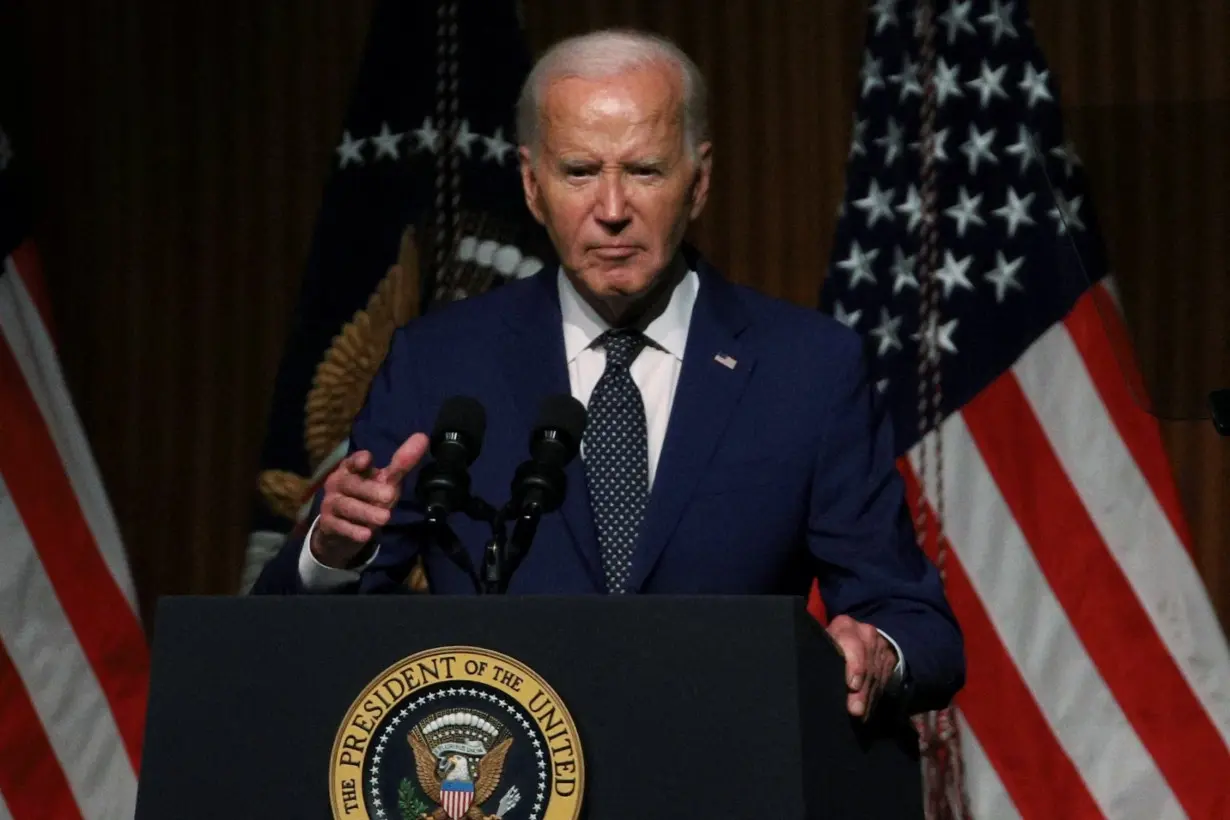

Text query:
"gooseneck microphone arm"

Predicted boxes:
[[505, 507, 542, 584]]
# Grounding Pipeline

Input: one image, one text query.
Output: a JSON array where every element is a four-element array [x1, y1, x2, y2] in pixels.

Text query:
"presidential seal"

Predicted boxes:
[[330, 647, 584, 820]]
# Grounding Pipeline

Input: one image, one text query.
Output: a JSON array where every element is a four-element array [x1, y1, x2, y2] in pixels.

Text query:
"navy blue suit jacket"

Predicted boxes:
[[253, 255, 964, 712]]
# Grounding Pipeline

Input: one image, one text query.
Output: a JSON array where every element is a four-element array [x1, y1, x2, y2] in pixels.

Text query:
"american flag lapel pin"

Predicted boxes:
[[714, 353, 737, 370]]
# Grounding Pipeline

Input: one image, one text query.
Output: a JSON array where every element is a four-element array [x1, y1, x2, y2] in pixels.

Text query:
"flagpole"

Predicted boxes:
[[434, 0, 462, 304], [913, 1, 971, 817]]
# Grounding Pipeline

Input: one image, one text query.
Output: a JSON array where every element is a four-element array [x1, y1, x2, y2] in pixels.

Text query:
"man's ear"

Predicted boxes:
[[518, 146, 547, 226], [688, 141, 714, 221]]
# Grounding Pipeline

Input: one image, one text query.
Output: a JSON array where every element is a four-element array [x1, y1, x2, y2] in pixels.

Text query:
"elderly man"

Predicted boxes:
[[253, 29, 964, 720]]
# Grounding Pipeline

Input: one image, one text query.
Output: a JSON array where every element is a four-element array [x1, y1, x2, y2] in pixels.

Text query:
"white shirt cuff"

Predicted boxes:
[[297, 516, 380, 591], [876, 628, 907, 686]]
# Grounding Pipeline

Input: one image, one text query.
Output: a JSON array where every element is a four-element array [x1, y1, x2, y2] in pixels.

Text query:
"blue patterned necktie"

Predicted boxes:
[[583, 329, 650, 594]]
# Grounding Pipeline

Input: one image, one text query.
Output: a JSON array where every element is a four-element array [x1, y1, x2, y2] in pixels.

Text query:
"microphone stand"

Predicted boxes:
[[459, 495, 512, 596], [402, 496, 501, 595], [448, 401, 584, 593], [411, 393, 581, 592], [411, 464, 567, 595], [400, 492, 527, 595], [480, 505, 509, 595], [475, 501, 537, 595], [468, 497, 543, 595]]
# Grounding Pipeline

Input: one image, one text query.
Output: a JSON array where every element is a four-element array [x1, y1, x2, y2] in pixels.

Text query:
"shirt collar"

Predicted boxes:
[[559, 266, 698, 364]]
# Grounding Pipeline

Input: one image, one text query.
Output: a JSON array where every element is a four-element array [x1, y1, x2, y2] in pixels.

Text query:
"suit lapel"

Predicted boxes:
[[495, 271, 606, 590], [628, 262, 755, 591]]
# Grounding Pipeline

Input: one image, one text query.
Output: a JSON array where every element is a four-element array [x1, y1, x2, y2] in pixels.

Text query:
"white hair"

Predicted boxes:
[[515, 29, 709, 160]]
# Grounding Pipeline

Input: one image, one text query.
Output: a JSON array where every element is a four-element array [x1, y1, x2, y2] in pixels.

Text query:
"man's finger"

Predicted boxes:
[[827, 620, 864, 717], [833, 631, 867, 691], [857, 640, 897, 721], [826, 616, 867, 688], [320, 517, 372, 548], [846, 667, 872, 717], [336, 472, 397, 506], [331, 496, 392, 530], [346, 450, 373, 475], [380, 433, 429, 485]]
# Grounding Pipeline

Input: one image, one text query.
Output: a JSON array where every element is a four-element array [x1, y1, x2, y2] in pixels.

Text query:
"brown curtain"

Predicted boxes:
[[14, 0, 1229, 630]]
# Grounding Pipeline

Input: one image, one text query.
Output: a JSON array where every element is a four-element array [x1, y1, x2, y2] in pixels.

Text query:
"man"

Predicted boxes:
[[253, 29, 963, 720]]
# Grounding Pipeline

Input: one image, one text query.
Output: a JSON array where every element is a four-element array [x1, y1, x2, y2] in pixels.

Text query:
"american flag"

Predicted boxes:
[[821, 1, 1230, 816], [0, 89, 149, 816]]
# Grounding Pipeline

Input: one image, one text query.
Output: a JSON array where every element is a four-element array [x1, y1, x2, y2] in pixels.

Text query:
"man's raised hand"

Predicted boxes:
[[309, 433, 429, 569]]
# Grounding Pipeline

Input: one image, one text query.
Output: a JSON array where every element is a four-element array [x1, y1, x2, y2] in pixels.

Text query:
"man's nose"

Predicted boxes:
[[594, 172, 631, 233]]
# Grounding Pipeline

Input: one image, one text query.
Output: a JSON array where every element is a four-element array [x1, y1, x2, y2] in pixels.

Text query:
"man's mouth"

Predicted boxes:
[[591, 245, 639, 260]]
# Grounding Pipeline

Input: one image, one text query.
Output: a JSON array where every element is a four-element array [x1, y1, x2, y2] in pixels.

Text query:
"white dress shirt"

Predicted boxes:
[[291, 266, 904, 688]]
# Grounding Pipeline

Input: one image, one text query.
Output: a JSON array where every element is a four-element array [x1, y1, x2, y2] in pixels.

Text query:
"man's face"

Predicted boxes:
[[519, 63, 712, 317]]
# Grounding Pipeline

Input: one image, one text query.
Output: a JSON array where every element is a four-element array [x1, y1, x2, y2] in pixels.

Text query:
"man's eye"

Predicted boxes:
[[630, 166, 662, 177], [564, 166, 596, 178]]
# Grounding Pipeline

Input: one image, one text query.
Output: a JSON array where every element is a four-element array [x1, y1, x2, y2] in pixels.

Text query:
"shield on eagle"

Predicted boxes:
[[440, 779, 474, 819]]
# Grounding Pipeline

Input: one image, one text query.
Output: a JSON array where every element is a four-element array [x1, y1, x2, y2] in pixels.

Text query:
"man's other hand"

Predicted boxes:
[[826, 614, 898, 720], [310, 433, 429, 569]]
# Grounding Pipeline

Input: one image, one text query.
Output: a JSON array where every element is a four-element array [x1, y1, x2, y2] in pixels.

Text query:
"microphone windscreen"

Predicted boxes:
[[536, 394, 587, 444], [433, 396, 487, 456]]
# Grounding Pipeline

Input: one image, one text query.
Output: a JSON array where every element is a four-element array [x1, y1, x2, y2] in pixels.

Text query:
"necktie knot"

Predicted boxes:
[[598, 329, 647, 370]]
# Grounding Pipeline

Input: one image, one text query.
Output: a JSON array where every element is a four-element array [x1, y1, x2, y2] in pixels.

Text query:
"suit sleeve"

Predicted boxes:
[[249, 326, 429, 595], [806, 331, 965, 713]]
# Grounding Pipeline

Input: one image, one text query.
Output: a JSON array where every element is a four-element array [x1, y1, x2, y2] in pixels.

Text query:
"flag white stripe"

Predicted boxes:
[[0, 473, 137, 819], [0, 258, 139, 614], [1015, 320, 1230, 748], [956, 716, 1021, 820], [910, 413, 1185, 819]]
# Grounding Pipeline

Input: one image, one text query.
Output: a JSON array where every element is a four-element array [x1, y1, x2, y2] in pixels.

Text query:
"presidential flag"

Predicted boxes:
[[822, 1, 1230, 816], [242, 0, 553, 590], [0, 65, 149, 820]]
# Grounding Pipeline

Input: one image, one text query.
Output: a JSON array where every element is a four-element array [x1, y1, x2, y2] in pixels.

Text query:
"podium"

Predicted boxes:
[[135, 595, 922, 819]]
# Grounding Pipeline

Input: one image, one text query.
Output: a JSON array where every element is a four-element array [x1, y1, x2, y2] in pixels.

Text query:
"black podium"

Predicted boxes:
[[135, 595, 922, 819]]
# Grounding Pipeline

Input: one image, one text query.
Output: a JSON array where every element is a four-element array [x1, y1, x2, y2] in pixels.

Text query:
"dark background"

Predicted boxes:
[[8, 0, 1228, 631]]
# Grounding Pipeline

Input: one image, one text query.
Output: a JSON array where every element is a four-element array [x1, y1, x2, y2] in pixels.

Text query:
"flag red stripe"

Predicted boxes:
[[806, 578, 827, 624], [8, 243, 55, 342], [0, 640, 84, 820], [1064, 288, 1195, 553], [0, 333, 148, 770], [900, 464, 1103, 819], [963, 373, 1230, 818]]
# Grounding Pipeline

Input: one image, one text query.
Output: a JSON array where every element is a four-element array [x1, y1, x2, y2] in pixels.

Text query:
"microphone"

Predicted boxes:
[[494, 395, 587, 590], [510, 394, 588, 516], [415, 396, 486, 523], [408, 396, 487, 594]]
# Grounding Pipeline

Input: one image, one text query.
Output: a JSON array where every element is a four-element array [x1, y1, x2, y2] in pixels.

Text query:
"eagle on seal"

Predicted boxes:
[[408, 731, 514, 820]]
